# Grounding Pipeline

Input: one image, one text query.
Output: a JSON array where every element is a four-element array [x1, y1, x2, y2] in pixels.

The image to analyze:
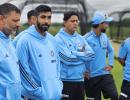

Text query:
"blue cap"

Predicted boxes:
[[91, 11, 113, 25]]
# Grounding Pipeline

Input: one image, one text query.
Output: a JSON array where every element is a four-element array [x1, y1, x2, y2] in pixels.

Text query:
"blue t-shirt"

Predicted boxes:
[[84, 31, 114, 77], [118, 38, 130, 82]]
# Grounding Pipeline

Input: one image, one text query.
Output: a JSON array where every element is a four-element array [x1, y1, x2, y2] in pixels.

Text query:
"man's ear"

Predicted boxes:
[[31, 16, 36, 21], [63, 21, 67, 27], [0, 15, 3, 20]]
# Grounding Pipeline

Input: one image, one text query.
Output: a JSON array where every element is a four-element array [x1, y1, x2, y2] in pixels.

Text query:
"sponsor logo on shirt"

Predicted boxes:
[[51, 60, 56, 63]]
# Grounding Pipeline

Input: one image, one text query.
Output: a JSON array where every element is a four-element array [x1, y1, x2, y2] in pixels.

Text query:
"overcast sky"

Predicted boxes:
[[86, 0, 130, 13], [1, 0, 130, 23]]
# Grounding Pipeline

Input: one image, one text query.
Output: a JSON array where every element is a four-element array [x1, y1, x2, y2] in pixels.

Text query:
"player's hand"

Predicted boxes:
[[84, 71, 90, 79], [104, 66, 113, 71]]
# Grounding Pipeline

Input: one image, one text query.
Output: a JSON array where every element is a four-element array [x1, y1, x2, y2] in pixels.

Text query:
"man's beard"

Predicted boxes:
[[2, 28, 14, 37], [37, 21, 49, 33], [2, 26, 19, 37], [101, 28, 106, 33]]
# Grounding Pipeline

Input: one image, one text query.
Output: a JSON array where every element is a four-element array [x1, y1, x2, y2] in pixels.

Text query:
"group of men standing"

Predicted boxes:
[[0, 2, 130, 100]]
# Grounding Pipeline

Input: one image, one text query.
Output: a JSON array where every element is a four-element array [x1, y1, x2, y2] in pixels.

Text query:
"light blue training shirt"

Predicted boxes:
[[0, 31, 21, 100], [55, 28, 95, 82], [84, 31, 114, 77], [118, 38, 130, 82], [16, 25, 63, 100]]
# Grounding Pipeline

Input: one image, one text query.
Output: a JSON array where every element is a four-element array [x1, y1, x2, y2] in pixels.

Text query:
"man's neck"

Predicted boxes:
[[35, 26, 46, 36], [64, 28, 74, 35], [93, 28, 101, 36], [2, 28, 10, 37]]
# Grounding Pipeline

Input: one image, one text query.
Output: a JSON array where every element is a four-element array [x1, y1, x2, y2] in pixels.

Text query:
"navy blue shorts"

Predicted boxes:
[[119, 80, 130, 100], [62, 81, 84, 100], [85, 74, 118, 100]]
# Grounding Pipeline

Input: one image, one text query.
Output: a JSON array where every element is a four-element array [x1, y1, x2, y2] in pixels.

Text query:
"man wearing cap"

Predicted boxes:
[[84, 11, 118, 100]]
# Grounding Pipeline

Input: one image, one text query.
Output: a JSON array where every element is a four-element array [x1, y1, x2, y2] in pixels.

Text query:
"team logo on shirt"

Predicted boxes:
[[38, 54, 42, 57], [77, 43, 82, 51], [102, 41, 107, 49], [50, 50, 55, 63], [77, 43, 81, 47], [69, 44, 72, 47], [103, 41, 107, 46], [51, 60, 56, 63], [93, 44, 96, 47], [5, 54, 9, 58], [51, 50, 54, 57]]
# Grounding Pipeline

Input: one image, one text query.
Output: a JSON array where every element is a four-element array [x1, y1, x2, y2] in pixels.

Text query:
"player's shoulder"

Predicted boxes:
[[84, 32, 93, 39], [121, 37, 130, 47]]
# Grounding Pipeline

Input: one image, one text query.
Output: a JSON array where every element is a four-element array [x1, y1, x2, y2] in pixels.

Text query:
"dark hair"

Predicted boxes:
[[63, 11, 79, 21], [0, 3, 20, 16], [34, 5, 51, 17], [0, 5, 2, 15], [27, 10, 35, 20], [92, 24, 99, 28], [92, 21, 105, 28]]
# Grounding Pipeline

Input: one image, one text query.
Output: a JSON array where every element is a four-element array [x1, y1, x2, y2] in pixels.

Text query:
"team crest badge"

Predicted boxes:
[[51, 50, 54, 57], [103, 41, 106, 46], [5, 54, 9, 58], [38, 54, 42, 57], [77, 42, 81, 47]]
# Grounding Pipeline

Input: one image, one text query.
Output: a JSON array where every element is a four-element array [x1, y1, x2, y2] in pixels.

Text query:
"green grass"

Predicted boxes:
[[111, 42, 123, 96], [111, 60, 123, 94], [102, 59, 123, 100]]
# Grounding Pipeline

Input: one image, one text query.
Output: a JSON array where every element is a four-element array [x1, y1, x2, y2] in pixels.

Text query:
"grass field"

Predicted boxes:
[[111, 41, 123, 93], [112, 60, 123, 94]]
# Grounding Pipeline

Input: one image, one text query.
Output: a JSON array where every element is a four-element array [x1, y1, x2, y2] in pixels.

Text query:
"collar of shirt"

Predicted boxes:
[[29, 25, 48, 40], [91, 30, 107, 48], [60, 28, 77, 38], [0, 31, 10, 42], [91, 30, 104, 37]]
